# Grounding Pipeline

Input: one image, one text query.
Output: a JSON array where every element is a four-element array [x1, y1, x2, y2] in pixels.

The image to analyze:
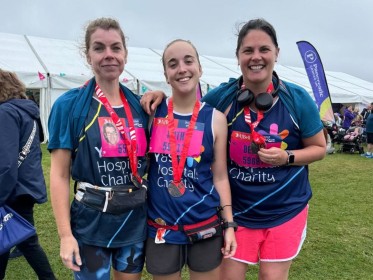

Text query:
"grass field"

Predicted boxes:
[[4, 144, 373, 279]]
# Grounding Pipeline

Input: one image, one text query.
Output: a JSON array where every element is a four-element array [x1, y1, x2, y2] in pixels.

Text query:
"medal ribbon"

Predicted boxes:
[[243, 82, 274, 146], [95, 84, 142, 184], [167, 98, 200, 185]]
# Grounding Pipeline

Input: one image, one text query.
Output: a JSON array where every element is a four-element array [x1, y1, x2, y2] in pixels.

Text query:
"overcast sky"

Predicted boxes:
[[1, 0, 372, 83]]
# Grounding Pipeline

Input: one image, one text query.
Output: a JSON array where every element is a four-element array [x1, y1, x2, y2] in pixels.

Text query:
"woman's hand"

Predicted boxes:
[[258, 130, 326, 166], [221, 228, 237, 258], [60, 235, 82, 271], [140, 91, 166, 114], [258, 147, 288, 166]]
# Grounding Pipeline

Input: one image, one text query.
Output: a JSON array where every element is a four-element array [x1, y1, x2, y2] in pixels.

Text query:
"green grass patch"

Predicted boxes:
[[4, 144, 373, 279]]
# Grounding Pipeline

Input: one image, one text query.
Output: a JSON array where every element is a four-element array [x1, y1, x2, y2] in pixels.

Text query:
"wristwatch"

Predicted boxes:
[[286, 150, 295, 165], [223, 221, 238, 231]]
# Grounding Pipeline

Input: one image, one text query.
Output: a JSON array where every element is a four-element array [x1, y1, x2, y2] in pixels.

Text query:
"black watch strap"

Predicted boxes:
[[223, 221, 238, 231], [286, 150, 295, 165]]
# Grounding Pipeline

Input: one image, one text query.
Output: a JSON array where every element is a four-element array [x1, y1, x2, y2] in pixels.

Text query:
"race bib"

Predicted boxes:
[[99, 117, 147, 158], [149, 117, 204, 156], [230, 130, 281, 168]]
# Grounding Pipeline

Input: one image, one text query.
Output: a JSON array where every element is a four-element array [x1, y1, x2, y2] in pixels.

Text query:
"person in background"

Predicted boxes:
[[343, 113, 364, 140], [361, 102, 373, 158], [323, 127, 335, 154], [145, 39, 236, 280], [48, 18, 150, 280], [141, 18, 326, 280], [361, 103, 372, 125], [26, 92, 45, 142], [342, 105, 355, 130], [334, 113, 342, 128], [0, 69, 56, 280]]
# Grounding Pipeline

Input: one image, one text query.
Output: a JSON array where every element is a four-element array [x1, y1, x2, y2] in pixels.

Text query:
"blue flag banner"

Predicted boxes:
[[296, 41, 334, 123]]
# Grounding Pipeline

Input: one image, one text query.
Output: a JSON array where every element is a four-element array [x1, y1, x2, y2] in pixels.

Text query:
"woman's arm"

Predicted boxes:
[[258, 130, 326, 166], [211, 110, 237, 258], [50, 149, 82, 271], [288, 130, 327, 166]]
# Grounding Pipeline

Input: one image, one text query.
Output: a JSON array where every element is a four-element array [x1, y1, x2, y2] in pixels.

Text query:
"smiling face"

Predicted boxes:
[[162, 40, 202, 96], [104, 124, 119, 145], [237, 29, 279, 90], [86, 28, 127, 83]]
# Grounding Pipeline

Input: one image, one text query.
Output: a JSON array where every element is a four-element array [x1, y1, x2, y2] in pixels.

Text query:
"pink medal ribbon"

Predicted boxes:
[[167, 98, 200, 197], [243, 82, 274, 153], [95, 84, 143, 186]]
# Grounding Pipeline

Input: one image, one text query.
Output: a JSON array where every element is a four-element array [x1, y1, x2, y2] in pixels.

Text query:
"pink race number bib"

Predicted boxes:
[[149, 117, 204, 157], [99, 117, 147, 158]]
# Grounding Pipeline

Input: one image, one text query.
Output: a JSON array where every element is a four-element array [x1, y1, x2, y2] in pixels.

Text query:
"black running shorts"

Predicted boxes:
[[145, 235, 223, 275]]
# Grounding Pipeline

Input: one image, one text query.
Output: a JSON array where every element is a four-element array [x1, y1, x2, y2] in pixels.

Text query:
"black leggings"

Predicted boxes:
[[0, 196, 56, 280]]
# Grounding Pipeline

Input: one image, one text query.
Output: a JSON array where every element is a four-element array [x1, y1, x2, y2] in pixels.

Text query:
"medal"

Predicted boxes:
[[250, 142, 260, 154], [168, 181, 186, 197], [250, 130, 266, 154], [167, 98, 200, 198], [250, 142, 266, 154]]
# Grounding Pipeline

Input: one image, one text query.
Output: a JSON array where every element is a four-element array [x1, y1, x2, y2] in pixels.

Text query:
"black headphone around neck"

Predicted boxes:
[[236, 71, 280, 111]]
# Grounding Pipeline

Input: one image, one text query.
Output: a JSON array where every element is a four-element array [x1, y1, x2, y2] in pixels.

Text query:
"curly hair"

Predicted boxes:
[[0, 69, 27, 102]]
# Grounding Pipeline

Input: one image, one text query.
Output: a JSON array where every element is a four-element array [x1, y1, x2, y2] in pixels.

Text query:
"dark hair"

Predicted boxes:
[[235, 18, 278, 58], [0, 69, 27, 102], [161, 39, 201, 69], [83, 17, 126, 57]]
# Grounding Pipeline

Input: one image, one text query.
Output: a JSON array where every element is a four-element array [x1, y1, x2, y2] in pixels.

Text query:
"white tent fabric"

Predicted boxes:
[[0, 33, 47, 88], [26, 36, 92, 136], [284, 66, 372, 105], [126, 47, 171, 95], [276, 65, 365, 104], [200, 55, 373, 105], [1, 32, 373, 141]]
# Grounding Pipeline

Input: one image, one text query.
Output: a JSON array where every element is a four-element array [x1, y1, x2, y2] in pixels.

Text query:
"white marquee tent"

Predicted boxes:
[[1, 32, 373, 140]]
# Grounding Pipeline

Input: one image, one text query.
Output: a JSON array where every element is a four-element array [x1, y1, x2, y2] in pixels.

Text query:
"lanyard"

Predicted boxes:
[[243, 82, 274, 146], [167, 98, 200, 184], [95, 84, 142, 184]]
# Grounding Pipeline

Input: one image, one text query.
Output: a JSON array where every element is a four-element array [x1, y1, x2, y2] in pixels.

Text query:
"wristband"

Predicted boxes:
[[222, 221, 238, 231]]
